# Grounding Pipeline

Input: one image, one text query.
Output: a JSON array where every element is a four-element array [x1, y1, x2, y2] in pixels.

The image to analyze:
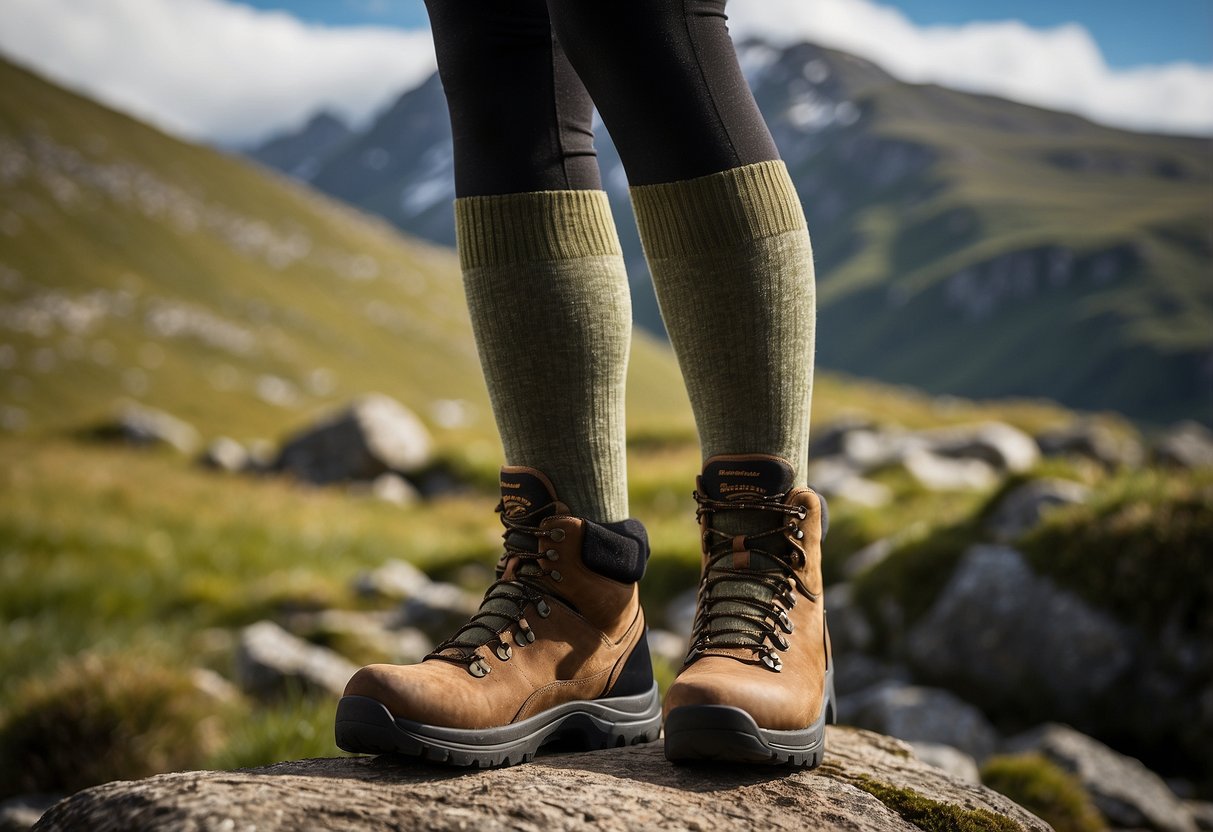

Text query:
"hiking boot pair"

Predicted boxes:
[[335, 455, 833, 768]]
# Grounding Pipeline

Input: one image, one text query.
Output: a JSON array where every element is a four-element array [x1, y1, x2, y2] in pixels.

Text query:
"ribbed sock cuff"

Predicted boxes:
[[454, 190, 622, 269], [629, 160, 806, 259]]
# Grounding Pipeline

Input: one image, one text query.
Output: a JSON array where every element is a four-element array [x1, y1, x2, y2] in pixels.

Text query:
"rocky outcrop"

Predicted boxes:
[[235, 620, 357, 698], [34, 728, 1050, 832], [1005, 723, 1197, 832], [1037, 422, 1143, 469], [87, 401, 200, 454], [983, 478, 1090, 541], [840, 682, 999, 762], [1153, 421, 1213, 470], [274, 394, 433, 485], [906, 545, 1135, 719]]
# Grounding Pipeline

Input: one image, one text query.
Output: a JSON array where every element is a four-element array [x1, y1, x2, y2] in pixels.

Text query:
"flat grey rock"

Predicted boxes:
[[34, 728, 1050, 832]]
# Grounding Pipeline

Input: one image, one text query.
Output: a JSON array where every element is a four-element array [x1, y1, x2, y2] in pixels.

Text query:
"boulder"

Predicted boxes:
[[275, 394, 432, 484], [363, 472, 420, 506], [809, 415, 878, 458], [840, 682, 1000, 761], [34, 727, 1051, 832], [234, 620, 357, 699], [198, 436, 248, 472], [908, 742, 981, 784], [1037, 421, 1144, 468], [984, 477, 1090, 541], [395, 582, 481, 642], [923, 422, 1039, 474], [1005, 723, 1197, 832], [354, 559, 432, 600], [841, 428, 930, 471], [902, 448, 998, 491], [285, 610, 432, 666], [88, 401, 200, 454], [1153, 421, 1213, 470], [906, 545, 1135, 720], [808, 457, 893, 507]]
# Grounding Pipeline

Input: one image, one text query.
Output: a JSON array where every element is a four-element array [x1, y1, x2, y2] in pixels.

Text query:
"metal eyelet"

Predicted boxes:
[[549, 570, 562, 582], [545, 549, 559, 561], [495, 642, 512, 661], [468, 658, 490, 678], [516, 625, 536, 645], [761, 650, 783, 672], [772, 632, 790, 650], [777, 609, 795, 633], [548, 528, 565, 542], [536, 599, 551, 618]]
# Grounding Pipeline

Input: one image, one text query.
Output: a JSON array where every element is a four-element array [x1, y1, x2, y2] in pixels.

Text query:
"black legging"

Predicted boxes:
[[423, 0, 780, 197]]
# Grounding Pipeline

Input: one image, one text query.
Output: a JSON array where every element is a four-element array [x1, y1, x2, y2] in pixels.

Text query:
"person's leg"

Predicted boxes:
[[546, 0, 830, 767], [337, 0, 660, 768], [428, 0, 630, 524]]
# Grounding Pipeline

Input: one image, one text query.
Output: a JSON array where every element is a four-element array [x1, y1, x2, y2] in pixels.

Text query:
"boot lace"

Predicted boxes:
[[427, 500, 564, 677], [687, 489, 819, 671]]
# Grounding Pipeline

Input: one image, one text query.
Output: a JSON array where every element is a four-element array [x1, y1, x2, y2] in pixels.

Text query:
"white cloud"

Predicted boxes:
[[726, 0, 1213, 136], [0, 0, 437, 146], [0, 0, 1209, 144]]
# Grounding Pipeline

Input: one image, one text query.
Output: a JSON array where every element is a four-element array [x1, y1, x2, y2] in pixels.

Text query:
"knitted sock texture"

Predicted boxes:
[[455, 189, 631, 523], [630, 159, 816, 497]]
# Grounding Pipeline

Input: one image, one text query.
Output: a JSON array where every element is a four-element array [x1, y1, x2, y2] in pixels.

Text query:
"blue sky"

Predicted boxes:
[[244, 0, 1212, 69], [3, 0, 1208, 143]]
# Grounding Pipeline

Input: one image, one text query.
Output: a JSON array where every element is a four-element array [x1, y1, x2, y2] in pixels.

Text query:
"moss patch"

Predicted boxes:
[[982, 753, 1106, 832], [0, 652, 234, 798], [1018, 468, 1213, 641], [855, 776, 1022, 832]]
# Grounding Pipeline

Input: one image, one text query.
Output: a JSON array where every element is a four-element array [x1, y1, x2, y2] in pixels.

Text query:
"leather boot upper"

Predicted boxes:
[[344, 466, 649, 730], [664, 454, 830, 730]]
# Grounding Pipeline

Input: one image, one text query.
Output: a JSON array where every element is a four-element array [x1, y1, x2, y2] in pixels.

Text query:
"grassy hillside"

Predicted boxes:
[[0, 57, 692, 454], [749, 43, 1213, 426]]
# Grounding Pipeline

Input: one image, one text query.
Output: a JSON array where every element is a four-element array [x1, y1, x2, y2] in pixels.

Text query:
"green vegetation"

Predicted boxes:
[[765, 49, 1213, 426], [1019, 468, 1213, 640], [854, 776, 1022, 832], [0, 652, 233, 796], [982, 753, 1107, 832]]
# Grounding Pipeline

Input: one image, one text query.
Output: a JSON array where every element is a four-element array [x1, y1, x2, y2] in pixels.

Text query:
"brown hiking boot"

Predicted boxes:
[[663, 454, 835, 766], [335, 466, 661, 767]]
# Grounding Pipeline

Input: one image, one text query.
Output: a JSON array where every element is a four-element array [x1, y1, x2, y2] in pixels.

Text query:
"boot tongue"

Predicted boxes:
[[498, 466, 564, 569], [699, 455, 797, 648], [700, 455, 795, 503], [499, 466, 561, 522]]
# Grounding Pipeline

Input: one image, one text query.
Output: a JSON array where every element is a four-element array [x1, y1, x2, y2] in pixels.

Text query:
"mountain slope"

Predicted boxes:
[[0, 58, 692, 449], [250, 40, 1213, 426]]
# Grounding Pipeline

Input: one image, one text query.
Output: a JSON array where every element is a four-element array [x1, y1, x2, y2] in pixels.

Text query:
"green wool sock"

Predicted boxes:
[[630, 160, 816, 488], [455, 190, 631, 523]]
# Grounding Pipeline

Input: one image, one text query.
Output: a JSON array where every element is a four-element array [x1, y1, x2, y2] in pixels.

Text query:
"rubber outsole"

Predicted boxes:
[[334, 683, 662, 768], [663, 661, 835, 768]]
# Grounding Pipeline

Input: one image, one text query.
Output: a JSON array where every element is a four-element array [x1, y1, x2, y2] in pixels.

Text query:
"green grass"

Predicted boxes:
[[982, 753, 1107, 832], [0, 651, 235, 797]]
